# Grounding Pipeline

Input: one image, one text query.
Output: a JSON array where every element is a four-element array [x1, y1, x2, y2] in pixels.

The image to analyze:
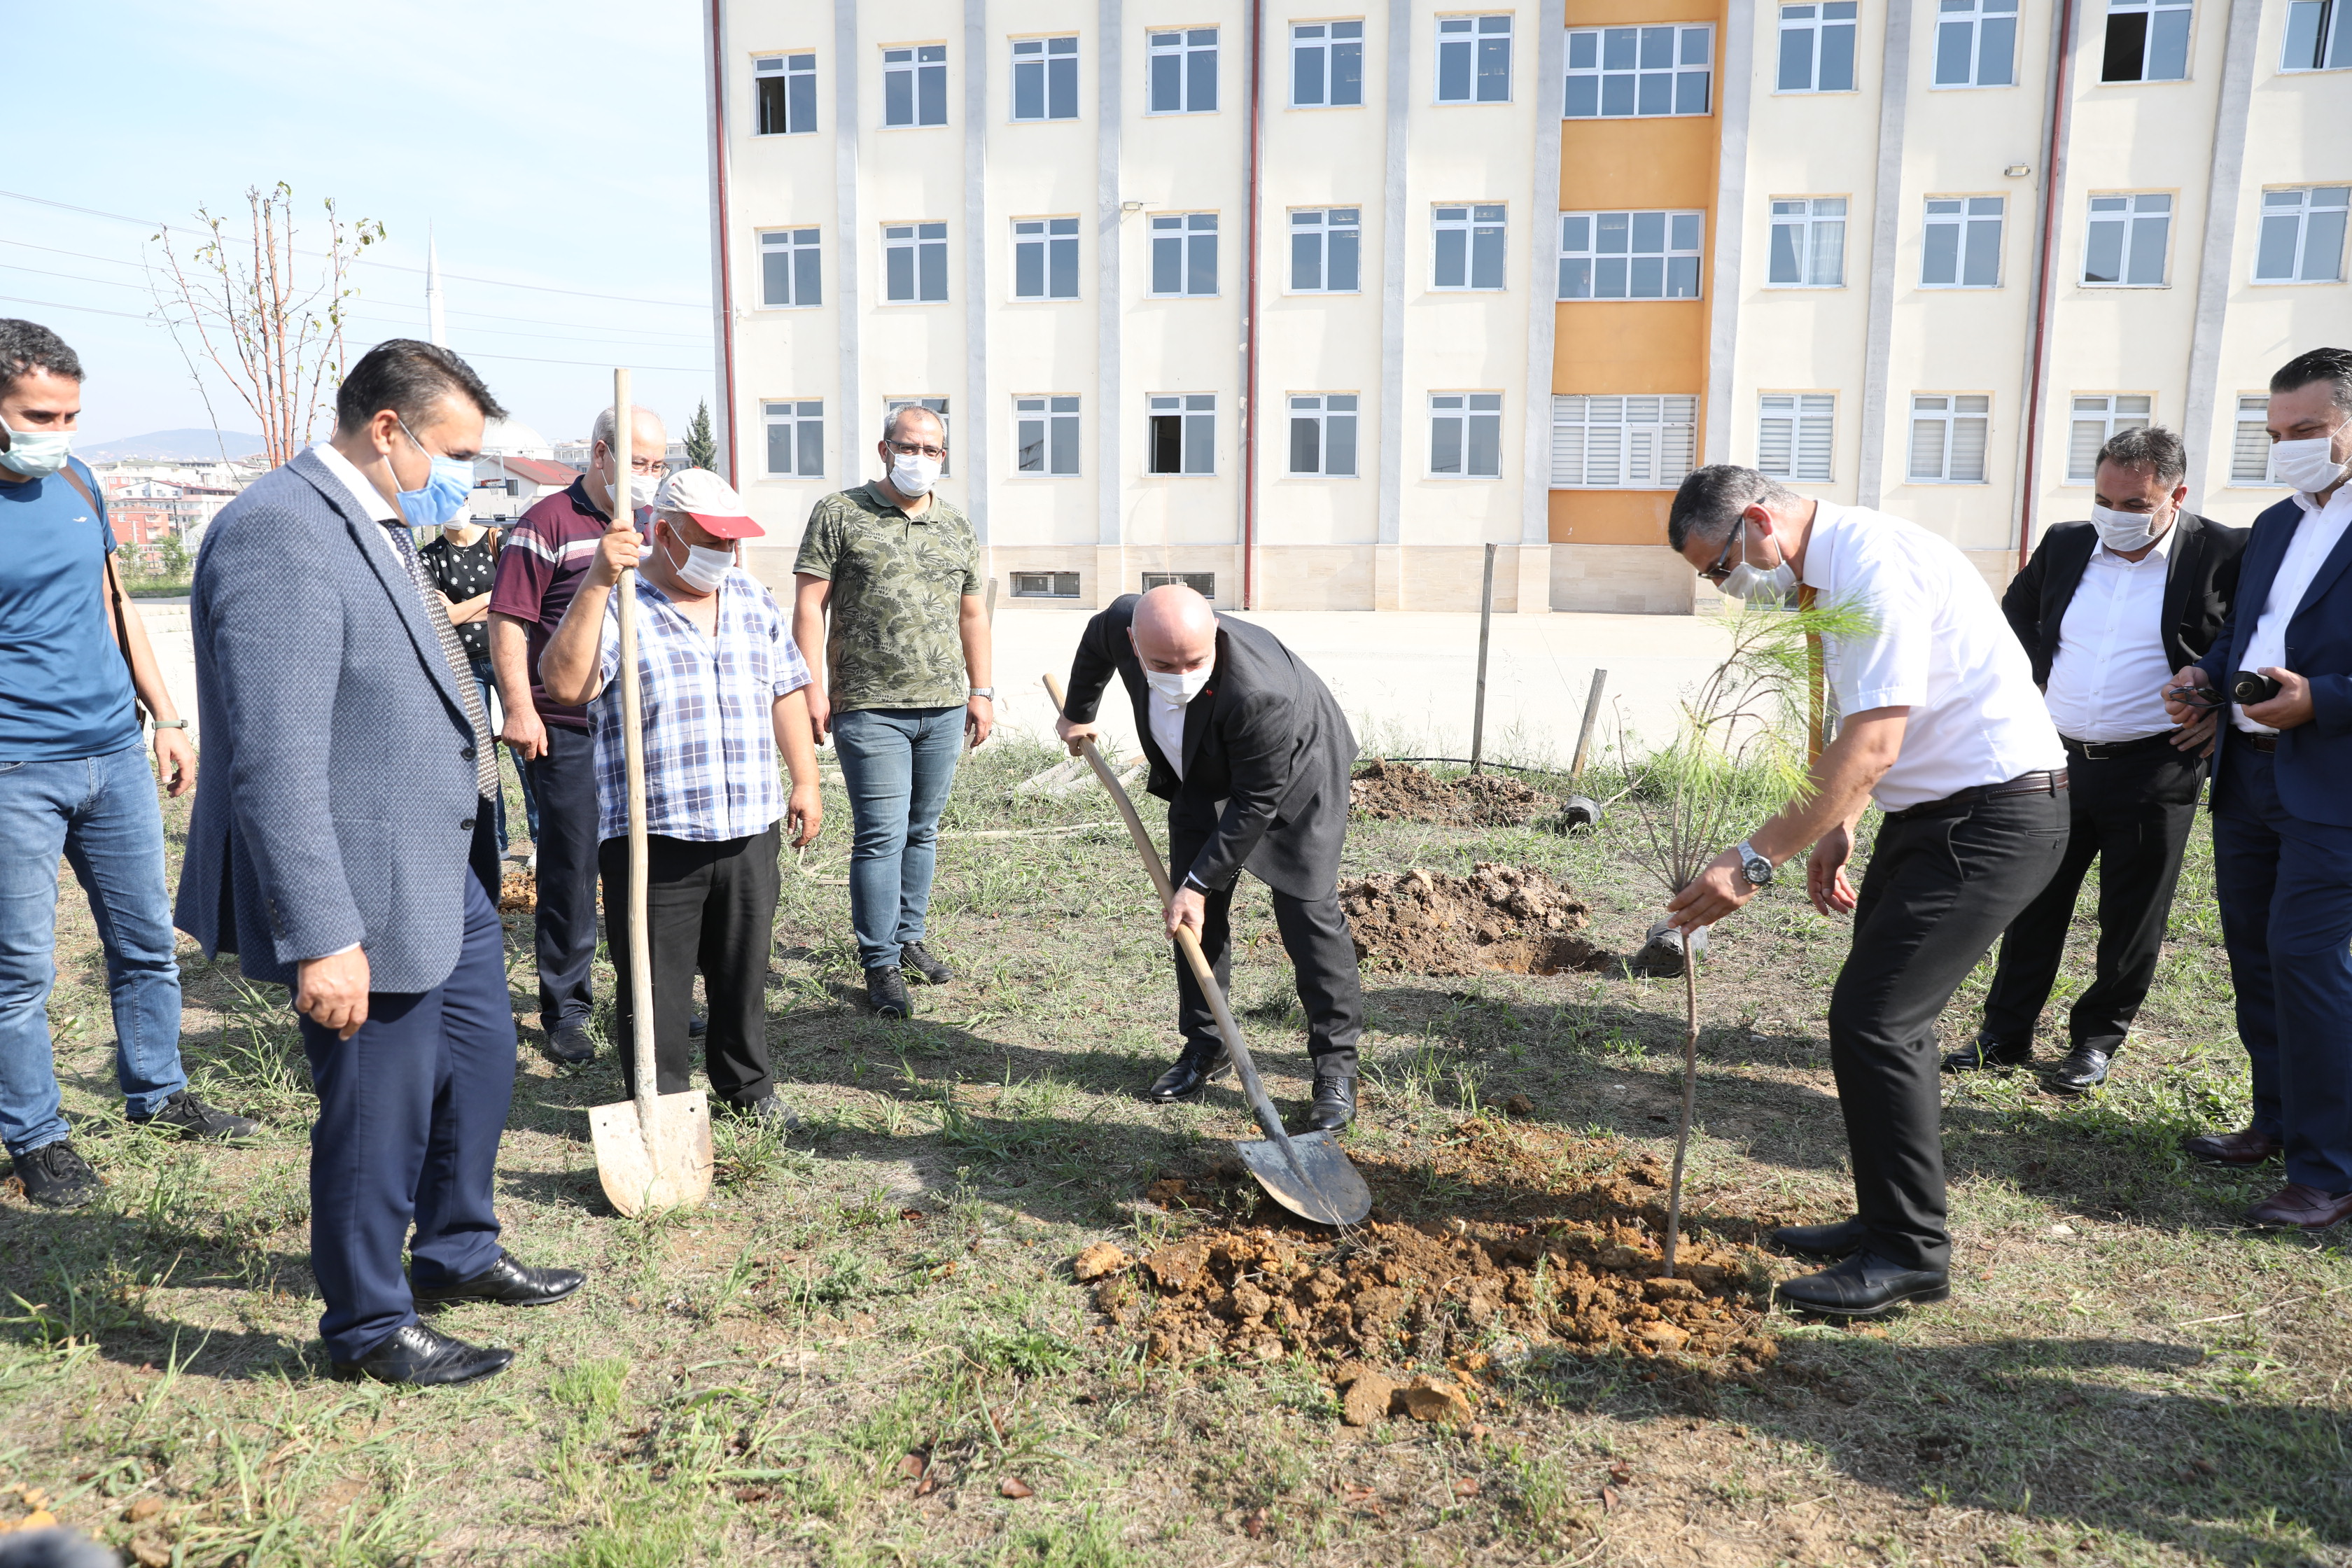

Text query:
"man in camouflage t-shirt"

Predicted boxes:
[[792, 405, 994, 1018]]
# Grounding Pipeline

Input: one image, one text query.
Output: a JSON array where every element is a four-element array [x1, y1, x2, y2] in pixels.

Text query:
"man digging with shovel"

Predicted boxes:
[[1056, 585, 1366, 1132]]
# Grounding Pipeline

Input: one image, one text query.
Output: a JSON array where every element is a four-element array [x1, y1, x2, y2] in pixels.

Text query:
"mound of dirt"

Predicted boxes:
[[498, 868, 536, 913], [1340, 862, 1609, 976], [1350, 760, 1548, 827]]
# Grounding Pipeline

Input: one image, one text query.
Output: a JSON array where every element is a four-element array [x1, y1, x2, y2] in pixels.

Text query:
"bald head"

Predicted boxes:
[[1130, 585, 1217, 673]]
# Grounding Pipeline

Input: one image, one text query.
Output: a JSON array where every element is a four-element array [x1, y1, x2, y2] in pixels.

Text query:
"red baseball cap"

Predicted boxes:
[[652, 467, 765, 539]]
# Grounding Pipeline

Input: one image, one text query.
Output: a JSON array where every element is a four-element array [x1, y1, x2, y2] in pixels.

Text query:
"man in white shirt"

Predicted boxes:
[[1956, 428, 2244, 1093], [1662, 466, 2069, 1317], [2164, 347, 2352, 1231]]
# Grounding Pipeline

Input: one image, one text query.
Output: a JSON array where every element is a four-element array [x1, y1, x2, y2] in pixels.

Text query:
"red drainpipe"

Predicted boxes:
[[2017, 0, 2077, 573], [708, 0, 742, 487], [1240, 0, 1266, 608]]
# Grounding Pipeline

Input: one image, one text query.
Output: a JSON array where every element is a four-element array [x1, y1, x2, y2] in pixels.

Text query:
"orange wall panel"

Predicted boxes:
[[1552, 302, 1707, 393], [1557, 115, 1718, 211], [1548, 490, 1672, 545]]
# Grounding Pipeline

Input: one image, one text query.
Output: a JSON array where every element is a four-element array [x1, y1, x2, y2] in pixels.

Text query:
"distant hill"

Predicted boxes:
[[78, 429, 267, 462]]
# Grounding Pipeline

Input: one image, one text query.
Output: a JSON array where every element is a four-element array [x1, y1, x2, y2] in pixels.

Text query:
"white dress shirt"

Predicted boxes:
[[2040, 522, 2178, 743], [2233, 484, 2352, 734], [1800, 502, 2066, 811], [1149, 689, 1189, 780]]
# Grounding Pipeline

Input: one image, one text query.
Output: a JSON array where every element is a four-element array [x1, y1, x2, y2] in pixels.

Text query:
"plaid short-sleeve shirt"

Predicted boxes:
[[590, 570, 811, 843]]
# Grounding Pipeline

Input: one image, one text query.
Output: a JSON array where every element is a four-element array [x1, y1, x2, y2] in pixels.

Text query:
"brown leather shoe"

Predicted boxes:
[[2246, 1182, 2352, 1231], [2181, 1127, 2282, 1166]]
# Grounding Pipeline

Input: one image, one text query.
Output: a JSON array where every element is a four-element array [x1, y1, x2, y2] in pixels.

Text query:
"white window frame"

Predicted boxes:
[[882, 222, 950, 302], [1149, 213, 1220, 298], [1921, 197, 2005, 288], [2066, 394, 2152, 484], [1758, 393, 1835, 482], [2283, 0, 2352, 71], [1010, 35, 1080, 121], [1775, 2, 1858, 92], [2082, 192, 2173, 287], [1147, 27, 1219, 114], [1933, 0, 2019, 88], [1287, 394, 1361, 477], [1429, 392, 1504, 479], [1558, 210, 1704, 300], [881, 43, 948, 127], [757, 227, 822, 309], [762, 399, 825, 479], [753, 53, 820, 136], [1549, 396, 1698, 489], [1012, 217, 1081, 300], [2253, 186, 2351, 284], [1436, 14, 1513, 104], [1014, 396, 1081, 477], [1290, 20, 1365, 106], [1432, 204, 1508, 290], [2101, 0, 2194, 83], [1288, 208, 1363, 293], [1907, 394, 1991, 484], [1768, 197, 1848, 287], [1148, 394, 1217, 475], [1562, 24, 1714, 118], [2230, 394, 2278, 484]]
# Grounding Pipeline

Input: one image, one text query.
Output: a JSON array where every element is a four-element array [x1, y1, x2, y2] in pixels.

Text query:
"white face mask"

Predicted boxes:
[[2270, 433, 2350, 495], [664, 529, 733, 593], [1145, 665, 1212, 705], [1713, 520, 1798, 603], [0, 424, 72, 479], [889, 451, 940, 498], [2090, 502, 2167, 553]]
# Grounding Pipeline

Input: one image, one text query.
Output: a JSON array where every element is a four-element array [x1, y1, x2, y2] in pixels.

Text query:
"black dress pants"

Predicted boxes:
[[1830, 788, 2069, 1272], [1980, 738, 2202, 1055], [525, 724, 601, 1032], [598, 825, 780, 1107], [1170, 821, 1364, 1076]]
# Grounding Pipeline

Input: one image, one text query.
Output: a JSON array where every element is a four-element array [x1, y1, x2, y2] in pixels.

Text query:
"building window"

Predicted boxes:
[[1558, 211, 1702, 300], [1430, 393, 1504, 478], [1012, 36, 1079, 120], [1922, 197, 2003, 286], [1437, 15, 1513, 103], [1758, 393, 1834, 481], [1292, 20, 1365, 106], [2067, 394, 2151, 482], [1015, 396, 1081, 475], [2083, 193, 2171, 285], [759, 228, 822, 307], [1011, 571, 1082, 598], [883, 223, 949, 302], [1288, 395, 1360, 476], [1564, 25, 1713, 118], [763, 400, 824, 478], [1149, 28, 1219, 113], [1151, 214, 1219, 296], [2255, 186, 2351, 284], [1289, 209, 1362, 293], [754, 54, 819, 135], [2284, 1, 2352, 69], [1434, 205, 1507, 290], [1907, 395, 1991, 483], [1777, 3, 1858, 92], [1148, 395, 1217, 475], [883, 397, 950, 476], [1768, 198, 1847, 286], [1935, 0, 2018, 85], [1549, 396, 1698, 489], [882, 44, 948, 126], [1014, 218, 1080, 300], [1142, 570, 1217, 598], [2230, 394, 2275, 483], [2102, 0, 2192, 82]]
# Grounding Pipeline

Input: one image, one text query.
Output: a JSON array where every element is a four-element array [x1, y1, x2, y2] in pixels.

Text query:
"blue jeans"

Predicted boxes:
[[0, 743, 186, 1156], [831, 706, 965, 971]]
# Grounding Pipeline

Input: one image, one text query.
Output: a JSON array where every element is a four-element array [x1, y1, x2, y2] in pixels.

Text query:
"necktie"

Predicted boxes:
[[383, 522, 500, 799], [1798, 584, 1825, 763]]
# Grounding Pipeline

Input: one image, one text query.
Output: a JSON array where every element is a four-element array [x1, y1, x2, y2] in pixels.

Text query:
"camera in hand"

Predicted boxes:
[[2230, 671, 2283, 706]]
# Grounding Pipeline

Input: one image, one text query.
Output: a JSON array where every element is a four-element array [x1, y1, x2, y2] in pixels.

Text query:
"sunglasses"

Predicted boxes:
[[1699, 524, 1745, 583]]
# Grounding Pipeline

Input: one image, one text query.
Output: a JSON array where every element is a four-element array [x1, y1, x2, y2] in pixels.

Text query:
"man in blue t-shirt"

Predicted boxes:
[[0, 319, 254, 1209]]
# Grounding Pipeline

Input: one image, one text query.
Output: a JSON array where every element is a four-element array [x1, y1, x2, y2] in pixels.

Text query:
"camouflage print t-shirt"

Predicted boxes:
[[792, 482, 981, 713]]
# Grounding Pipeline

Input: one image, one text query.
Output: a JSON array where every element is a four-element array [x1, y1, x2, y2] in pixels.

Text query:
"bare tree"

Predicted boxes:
[[150, 183, 384, 467]]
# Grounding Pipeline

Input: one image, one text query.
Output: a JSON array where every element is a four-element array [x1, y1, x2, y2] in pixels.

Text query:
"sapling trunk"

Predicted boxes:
[[1661, 944, 1700, 1277]]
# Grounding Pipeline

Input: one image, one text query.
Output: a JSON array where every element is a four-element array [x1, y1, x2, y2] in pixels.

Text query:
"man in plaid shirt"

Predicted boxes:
[[538, 469, 820, 1128]]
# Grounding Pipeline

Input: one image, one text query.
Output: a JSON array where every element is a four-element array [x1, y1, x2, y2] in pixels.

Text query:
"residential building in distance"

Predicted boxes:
[[701, 0, 2352, 612]]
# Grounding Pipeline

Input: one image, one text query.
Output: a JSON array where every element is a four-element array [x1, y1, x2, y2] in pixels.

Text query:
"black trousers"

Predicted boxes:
[[1830, 788, 2069, 1271], [1171, 822, 1364, 1076], [1980, 739, 2202, 1056], [598, 825, 780, 1107], [524, 724, 601, 1032]]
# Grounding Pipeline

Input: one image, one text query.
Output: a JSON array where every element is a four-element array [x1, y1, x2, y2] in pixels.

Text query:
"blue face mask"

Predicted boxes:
[[393, 418, 475, 528]]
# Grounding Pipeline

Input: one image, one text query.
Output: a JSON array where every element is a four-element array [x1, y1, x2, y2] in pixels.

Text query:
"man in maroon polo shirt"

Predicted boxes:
[[487, 402, 666, 1063]]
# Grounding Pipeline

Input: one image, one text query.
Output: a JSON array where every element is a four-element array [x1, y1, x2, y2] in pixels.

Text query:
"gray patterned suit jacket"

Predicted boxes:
[[174, 448, 496, 993]]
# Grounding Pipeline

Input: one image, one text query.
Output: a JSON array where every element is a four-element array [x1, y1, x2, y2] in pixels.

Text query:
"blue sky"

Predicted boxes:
[[6, 0, 715, 449]]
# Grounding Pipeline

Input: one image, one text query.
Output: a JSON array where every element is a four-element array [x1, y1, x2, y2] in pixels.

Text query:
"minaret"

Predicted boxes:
[[426, 227, 447, 347]]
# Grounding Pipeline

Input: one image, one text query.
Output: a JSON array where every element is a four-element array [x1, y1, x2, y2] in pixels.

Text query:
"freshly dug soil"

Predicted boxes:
[[1339, 862, 1609, 976], [498, 868, 537, 913], [1350, 760, 1548, 827]]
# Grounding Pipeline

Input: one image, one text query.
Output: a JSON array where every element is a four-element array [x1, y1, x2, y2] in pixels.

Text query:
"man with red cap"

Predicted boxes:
[[538, 468, 822, 1127]]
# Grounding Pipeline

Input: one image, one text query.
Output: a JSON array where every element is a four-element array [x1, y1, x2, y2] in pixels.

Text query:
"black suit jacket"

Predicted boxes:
[[2001, 512, 2248, 693], [1063, 596, 1358, 900]]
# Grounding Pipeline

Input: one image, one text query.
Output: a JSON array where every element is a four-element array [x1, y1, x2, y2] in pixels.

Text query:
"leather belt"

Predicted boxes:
[[2062, 732, 2178, 761], [1883, 769, 2069, 823], [2241, 732, 2279, 754]]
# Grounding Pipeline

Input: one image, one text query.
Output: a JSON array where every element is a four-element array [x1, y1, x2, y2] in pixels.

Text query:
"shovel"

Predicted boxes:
[[589, 368, 713, 1217], [1557, 668, 1609, 833], [1043, 675, 1371, 1228]]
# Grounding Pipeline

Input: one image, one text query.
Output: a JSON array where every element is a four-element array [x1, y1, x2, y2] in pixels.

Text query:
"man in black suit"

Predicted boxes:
[[1056, 586, 1364, 1130], [1949, 426, 2245, 1092]]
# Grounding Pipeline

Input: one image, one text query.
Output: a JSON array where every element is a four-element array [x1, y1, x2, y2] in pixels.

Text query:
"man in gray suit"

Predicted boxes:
[[176, 340, 582, 1387]]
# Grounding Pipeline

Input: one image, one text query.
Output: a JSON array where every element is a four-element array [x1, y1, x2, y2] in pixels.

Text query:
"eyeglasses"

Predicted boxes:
[[1698, 524, 1745, 583], [627, 456, 668, 475], [886, 440, 948, 461]]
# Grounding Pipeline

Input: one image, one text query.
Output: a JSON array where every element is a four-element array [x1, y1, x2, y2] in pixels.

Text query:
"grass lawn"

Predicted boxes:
[[3, 738, 2347, 1567]]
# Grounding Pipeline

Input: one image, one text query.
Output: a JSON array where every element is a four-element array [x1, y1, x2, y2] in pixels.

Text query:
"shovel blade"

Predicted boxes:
[[1234, 1129, 1373, 1228], [588, 1091, 714, 1217]]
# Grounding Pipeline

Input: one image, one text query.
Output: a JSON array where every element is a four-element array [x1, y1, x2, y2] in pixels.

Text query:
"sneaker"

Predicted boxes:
[[867, 966, 912, 1019], [899, 941, 953, 986], [130, 1090, 259, 1142], [13, 1140, 102, 1210], [546, 1025, 595, 1065]]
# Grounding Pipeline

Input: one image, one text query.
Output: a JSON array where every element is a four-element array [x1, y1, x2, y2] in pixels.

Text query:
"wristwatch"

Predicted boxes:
[[152, 719, 189, 731], [1736, 839, 1774, 888], [969, 686, 995, 700]]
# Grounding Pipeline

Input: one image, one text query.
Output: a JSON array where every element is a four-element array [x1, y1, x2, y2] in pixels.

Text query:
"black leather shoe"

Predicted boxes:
[[688, 1014, 707, 1040], [867, 967, 912, 1018], [12, 1140, 101, 1210], [546, 1025, 595, 1065], [332, 1322, 514, 1386], [130, 1090, 259, 1142], [411, 1252, 585, 1308], [1769, 1215, 1868, 1263], [1942, 1036, 2032, 1074], [2182, 1126, 2282, 1166], [1147, 1049, 1230, 1102], [1775, 1250, 1950, 1318], [899, 942, 954, 986], [2046, 1045, 2112, 1094], [1301, 1075, 1355, 1133]]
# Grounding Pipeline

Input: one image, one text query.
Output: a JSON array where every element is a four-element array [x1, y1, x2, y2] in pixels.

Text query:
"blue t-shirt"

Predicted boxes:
[[0, 458, 141, 761]]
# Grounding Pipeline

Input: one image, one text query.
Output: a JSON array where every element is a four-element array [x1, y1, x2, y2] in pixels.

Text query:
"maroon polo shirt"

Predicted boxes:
[[487, 477, 609, 732]]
